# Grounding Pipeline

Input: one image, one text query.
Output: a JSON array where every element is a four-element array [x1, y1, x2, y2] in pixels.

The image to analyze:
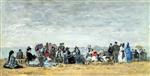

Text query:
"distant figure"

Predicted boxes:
[[143, 49, 147, 61], [43, 57, 57, 67], [74, 46, 81, 55], [3, 50, 23, 69], [63, 47, 69, 64], [140, 49, 147, 61], [58, 43, 65, 53], [91, 50, 98, 62], [50, 46, 56, 60], [118, 43, 126, 63], [108, 43, 113, 59], [74, 46, 85, 64], [44, 50, 50, 58], [36, 48, 45, 67], [86, 52, 92, 63], [125, 43, 132, 63], [88, 45, 92, 52], [86, 49, 91, 59], [108, 43, 113, 57], [97, 53, 101, 62], [131, 49, 135, 60], [112, 42, 120, 63], [134, 50, 139, 61], [74, 46, 81, 64], [55, 48, 64, 63], [16, 49, 24, 59]]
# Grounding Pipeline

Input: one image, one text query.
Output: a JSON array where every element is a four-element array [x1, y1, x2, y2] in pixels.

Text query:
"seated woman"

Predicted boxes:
[[97, 53, 102, 62], [26, 46, 36, 64], [91, 50, 98, 62], [43, 57, 57, 67], [16, 49, 24, 59], [86, 52, 92, 64], [73, 47, 85, 64], [79, 55, 86, 64], [134, 50, 139, 61], [55, 49, 64, 63], [26, 47, 43, 67], [27, 58, 40, 67], [3, 50, 23, 69], [67, 51, 75, 64], [97, 52, 108, 62]]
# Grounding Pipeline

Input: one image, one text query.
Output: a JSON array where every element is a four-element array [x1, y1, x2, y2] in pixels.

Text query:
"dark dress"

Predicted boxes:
[[26, 52, 36, 63], [67, 51, 75, 64], [68, 55, 75, 64], [108, 46, 113, 56], [134, 51, 139, 59], [55, 51, 63, 63]]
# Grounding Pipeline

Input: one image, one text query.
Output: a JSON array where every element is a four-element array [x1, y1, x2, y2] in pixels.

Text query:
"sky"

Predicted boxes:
[[0, 0, 149, 48]]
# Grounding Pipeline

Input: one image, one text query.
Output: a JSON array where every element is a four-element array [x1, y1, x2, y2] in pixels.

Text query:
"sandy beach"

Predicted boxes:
[[0, 59, 150, 76]]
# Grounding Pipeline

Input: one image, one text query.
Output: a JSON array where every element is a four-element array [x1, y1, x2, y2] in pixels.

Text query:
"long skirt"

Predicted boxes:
[[118, 51, 126, 63], [3, 63, 23, 69], [92, 56, 97, 61]]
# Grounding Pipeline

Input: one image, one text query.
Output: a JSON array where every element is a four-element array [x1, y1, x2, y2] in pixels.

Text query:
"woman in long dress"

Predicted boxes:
[[55, 48, 64, 63], [74, 46, 85, 64], [125, 43, 132, 63], [118, 43, 126, 63], [3, 50, 23, 69], [91, 50, 98, 62], [43, 57, 57, 67]]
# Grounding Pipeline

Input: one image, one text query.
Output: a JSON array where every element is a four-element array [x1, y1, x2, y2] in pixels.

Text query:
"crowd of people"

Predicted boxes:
[[3, 42, 147, 69]]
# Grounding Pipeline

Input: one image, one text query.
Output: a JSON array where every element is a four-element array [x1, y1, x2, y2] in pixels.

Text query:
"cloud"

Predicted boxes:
[[1, 1, 149, 48]]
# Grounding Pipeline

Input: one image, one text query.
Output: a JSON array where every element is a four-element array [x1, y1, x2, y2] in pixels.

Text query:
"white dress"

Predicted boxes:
[[29, 58, 39, 65], [102, 56, 107, 62], [118, 47, 126, 62], [92, 56, 97, 61]]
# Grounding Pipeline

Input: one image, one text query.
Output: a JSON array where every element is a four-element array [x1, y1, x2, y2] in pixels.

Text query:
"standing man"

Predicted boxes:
[[112, 42, 120, 63], [88, 45, 92, 52]]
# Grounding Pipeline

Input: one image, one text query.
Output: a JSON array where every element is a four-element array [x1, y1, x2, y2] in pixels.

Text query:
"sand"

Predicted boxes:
[[0, 59, 150, 76]]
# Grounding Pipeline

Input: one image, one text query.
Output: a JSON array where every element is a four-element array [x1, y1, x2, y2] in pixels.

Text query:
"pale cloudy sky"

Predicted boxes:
[[1, 0, 149, 48]]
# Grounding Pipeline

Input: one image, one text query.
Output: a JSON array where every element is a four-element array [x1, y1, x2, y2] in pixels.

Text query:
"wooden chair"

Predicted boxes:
[[17, 59, 26, 64]]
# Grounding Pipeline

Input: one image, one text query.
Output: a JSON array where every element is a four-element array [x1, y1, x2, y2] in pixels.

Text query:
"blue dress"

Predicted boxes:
[[125, 47, 132, 63], [3, 55, 23, 69]]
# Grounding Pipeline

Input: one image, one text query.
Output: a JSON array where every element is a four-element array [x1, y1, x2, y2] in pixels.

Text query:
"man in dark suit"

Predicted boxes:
[[112, 42, 120, 63]]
